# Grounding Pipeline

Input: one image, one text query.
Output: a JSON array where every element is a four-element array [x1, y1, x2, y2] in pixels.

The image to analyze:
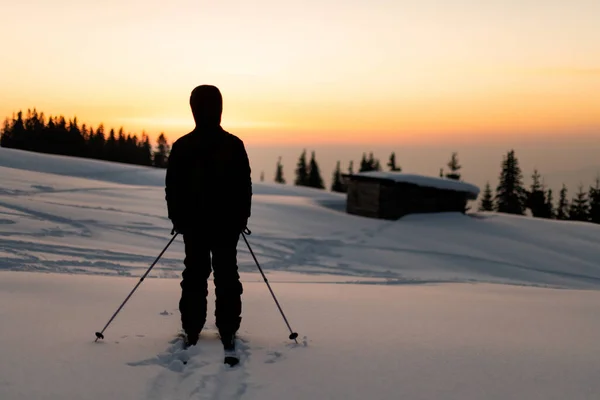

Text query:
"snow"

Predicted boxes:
[[1, 147, 600, 399], [352, 170, 481, 197]]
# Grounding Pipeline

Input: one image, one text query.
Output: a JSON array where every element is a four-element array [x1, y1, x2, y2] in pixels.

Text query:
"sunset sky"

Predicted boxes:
[[1, 0, 599, 147]]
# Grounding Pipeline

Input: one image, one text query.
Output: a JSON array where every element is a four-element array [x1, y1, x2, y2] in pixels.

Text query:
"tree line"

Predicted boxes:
[[2, 108, 598, 225], [477, 150, 600, 223], [271, 148, 599, 225], [1, 109, 170, 168]]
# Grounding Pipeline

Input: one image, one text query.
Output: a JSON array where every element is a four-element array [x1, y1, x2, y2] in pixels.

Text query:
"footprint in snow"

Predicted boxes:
[[264, 351, 283, 364]]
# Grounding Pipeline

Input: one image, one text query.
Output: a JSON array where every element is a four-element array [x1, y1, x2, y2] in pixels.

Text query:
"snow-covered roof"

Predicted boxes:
[[349, 171, 480, 197]]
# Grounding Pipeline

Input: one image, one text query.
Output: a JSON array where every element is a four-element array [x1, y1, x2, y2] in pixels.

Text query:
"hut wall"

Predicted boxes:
[[345, 177, 470, 220], [346, 180, 381, 218]]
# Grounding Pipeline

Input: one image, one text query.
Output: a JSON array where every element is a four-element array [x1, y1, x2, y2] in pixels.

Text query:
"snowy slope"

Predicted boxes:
[[2, 147, 600, 400], [1, 147, 599, 289]]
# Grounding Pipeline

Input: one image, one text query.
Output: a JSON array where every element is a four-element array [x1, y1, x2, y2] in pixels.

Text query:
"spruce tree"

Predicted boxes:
[[368, 152, 381, 171], [275, 157, 286, 184], [295, 149, 309, 186], [542, 188, 555, 219], [556, 184, 569, 220], [141, 133, 153, 166], [348, 160, 354, 175], [106, 128, 117, 161], [153, 133, 170, 168], [307, 151, 325, 189], [387, 152, 401, 171], [478, 182, 494, 211], [359, 153, 369, 172], [588, 177, 600, 224], [527, 169, 546, 217], [11, 111, 26, 150], [1, 117, 12, 147], [569, 184, 589, 221], [495, 150, 528, 215], [445, 152, 461, 180], [331, 161, 345, 192]]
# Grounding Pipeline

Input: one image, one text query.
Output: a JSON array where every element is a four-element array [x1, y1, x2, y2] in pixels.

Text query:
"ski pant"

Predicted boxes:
[[179, 230, 243, 338]]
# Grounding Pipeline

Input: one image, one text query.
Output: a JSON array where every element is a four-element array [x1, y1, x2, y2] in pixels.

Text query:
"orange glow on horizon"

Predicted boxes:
[[1, 1, 599, 147]]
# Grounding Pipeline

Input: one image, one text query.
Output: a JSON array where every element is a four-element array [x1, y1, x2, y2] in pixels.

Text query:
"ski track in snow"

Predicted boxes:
[[1, 152, 600, 289], [127, 330, 307, 400]]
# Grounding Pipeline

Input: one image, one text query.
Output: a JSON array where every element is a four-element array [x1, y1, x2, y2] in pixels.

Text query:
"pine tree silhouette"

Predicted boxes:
[[153, 133, 170, 168], [445, 152, 461, 180], [569, 184, 589, 221], [359, 152, 380, 172], [495, 150, 528, 215], [331, 161, 345, 192], [542, 188, 555, 219], [527, 169, 547, 217], [275, 157, 286, 184], [369, 153, 381, 171], [307, 151, 325, 189], [387, 152, 401, 171], [556, 184, 569, 220], [359, 153, 369, 172], [140, 133, 153, 166], [478, 182, 494, 211], [295, 149, 309, 186], [1, 117, 12, 147]]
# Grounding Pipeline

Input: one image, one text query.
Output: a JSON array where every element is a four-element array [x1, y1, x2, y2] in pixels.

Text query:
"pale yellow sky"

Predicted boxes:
[[1, 0, 599, 145]]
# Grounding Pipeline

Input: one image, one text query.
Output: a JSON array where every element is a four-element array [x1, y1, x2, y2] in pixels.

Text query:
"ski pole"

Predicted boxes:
[[94, 233, 179, 342], [241, 228, 299, 343]]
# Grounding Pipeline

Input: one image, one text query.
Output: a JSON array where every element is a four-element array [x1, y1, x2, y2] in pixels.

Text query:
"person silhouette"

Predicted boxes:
[[165, 84, 252, 365]]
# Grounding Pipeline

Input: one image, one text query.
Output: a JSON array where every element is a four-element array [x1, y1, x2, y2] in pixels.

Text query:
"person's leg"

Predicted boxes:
[[179, 233, 212, 345], [210, 231, 243, 349]]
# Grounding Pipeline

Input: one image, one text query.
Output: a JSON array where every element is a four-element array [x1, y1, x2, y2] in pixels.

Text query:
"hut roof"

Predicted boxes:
[[345, 171, 480, 198]]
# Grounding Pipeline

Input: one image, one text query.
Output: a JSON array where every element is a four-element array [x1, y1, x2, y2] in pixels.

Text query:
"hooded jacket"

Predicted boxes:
[[165, 126, 252, 233]]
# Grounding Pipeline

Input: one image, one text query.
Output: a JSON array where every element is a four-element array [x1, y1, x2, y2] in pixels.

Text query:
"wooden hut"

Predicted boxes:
[[342, 171, 480, 220]]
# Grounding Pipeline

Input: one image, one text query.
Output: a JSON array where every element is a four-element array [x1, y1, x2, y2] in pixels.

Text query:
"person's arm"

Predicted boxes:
[[165, 141, 184, 231], [235, 139, 252, 226]]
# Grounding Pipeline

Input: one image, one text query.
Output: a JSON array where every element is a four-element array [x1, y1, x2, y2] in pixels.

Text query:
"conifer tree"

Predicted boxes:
[[359, 153, 369, 172], [117, 127, 127, 162], [569, 184, 589, 221], [368, 152, 381, 171], [275, 157, 286, 184], [478, 182, 494, 211], [527, 169, 547, 217], [387, 152, 401, 171], [140, 133, 153, 166], [106, 128, 117, 161], [295, 149, 309, 186], [495, 150, 528, 215], [359, 152, 381, 172], [11, 111, 26, 150], [348, 160, 354, 175], [588, 177, 600, 224], [542, 188, 555, 219], [445, 152, 461, 180], [331, 161, 345, 192], [153, 133, 170, 168], [307, 151, 325, 189], [556, 184, 569, 220], [1, 117, 12, 147]]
